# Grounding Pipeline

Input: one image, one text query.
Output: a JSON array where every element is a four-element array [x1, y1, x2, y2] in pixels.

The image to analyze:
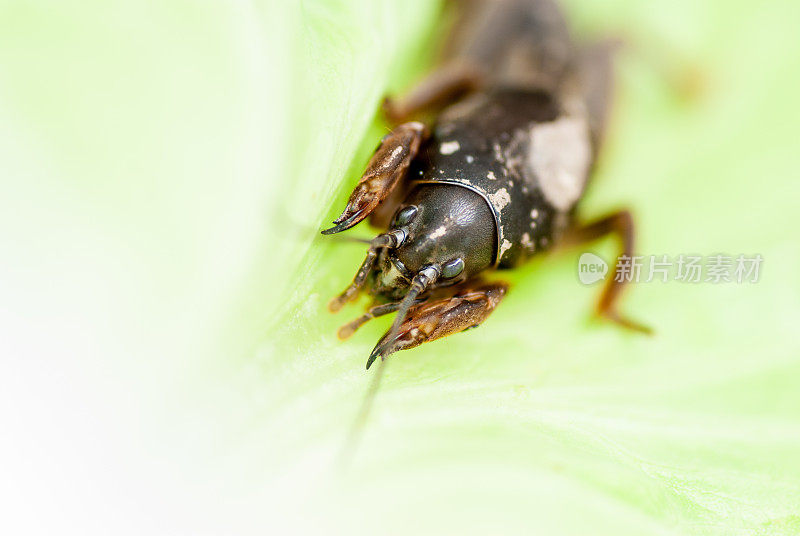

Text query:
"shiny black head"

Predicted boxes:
[[372, 184, 496, 299]]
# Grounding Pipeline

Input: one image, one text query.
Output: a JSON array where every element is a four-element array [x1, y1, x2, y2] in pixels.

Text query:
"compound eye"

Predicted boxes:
[[441, 257, 465, 279], [393, 205, 418, 226]]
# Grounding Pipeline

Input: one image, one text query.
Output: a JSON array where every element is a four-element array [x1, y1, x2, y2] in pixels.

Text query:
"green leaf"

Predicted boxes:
[[2, 0, 798, 534]]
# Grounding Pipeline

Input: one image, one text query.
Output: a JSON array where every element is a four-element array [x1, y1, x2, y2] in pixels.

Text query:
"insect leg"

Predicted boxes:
[[328, 232, 402, 312], [337, 298, 425, 340], [382, 62, 484, 123], [339, 282, 506, 466], [322, 121, 428, 235], [367, 281, 508, 369], [566, 210, 652, 334]]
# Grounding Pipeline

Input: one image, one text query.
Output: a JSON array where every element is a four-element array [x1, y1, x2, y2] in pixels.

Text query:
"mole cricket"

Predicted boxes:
[[322, 0, 650, 371]]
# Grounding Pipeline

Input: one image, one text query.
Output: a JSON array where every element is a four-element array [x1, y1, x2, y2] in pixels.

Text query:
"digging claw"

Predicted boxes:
[[366, 336, 401, 370], [365, 345, 384, 370], [321, 209, 367, 235], [320, 121, 427, 236], [363, 282, 509, 369]]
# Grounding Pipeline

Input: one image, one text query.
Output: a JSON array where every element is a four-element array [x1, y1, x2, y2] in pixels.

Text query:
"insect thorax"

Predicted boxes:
[[411, 87, 592, 267]]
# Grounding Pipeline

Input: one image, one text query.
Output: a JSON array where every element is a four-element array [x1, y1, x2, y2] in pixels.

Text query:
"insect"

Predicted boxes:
[[322, 0, 650, 371]]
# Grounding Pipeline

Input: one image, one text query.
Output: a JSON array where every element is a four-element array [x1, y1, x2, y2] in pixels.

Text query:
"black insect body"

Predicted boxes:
[[323, 0, 649, 369]]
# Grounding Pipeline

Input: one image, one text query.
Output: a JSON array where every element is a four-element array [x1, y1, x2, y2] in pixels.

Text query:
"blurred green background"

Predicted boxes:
[[1, 0, 799, 534]]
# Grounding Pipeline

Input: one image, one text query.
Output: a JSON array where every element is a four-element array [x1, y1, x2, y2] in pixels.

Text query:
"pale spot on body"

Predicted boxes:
[[527, 117, 591, 210], [521, 233, 534, 249], [487, 171, 497, 181], [493, 142, 504, 162], [499, 239, 513, 257], [429, 225, 447, 239], [466, 155, 475, 163], [488, 188, 511, 211], [440, 140, 460, 155]]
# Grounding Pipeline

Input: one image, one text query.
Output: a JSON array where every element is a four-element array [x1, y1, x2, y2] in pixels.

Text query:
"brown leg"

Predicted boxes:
[[322, 121, 428, 235], [566, 210, 652, 334], [367, 281, 508, 369], [328, 233, 403, 312], [366, 172, 411, 230], [337, 299, 425, 340], [383, 61, 484, 123]]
